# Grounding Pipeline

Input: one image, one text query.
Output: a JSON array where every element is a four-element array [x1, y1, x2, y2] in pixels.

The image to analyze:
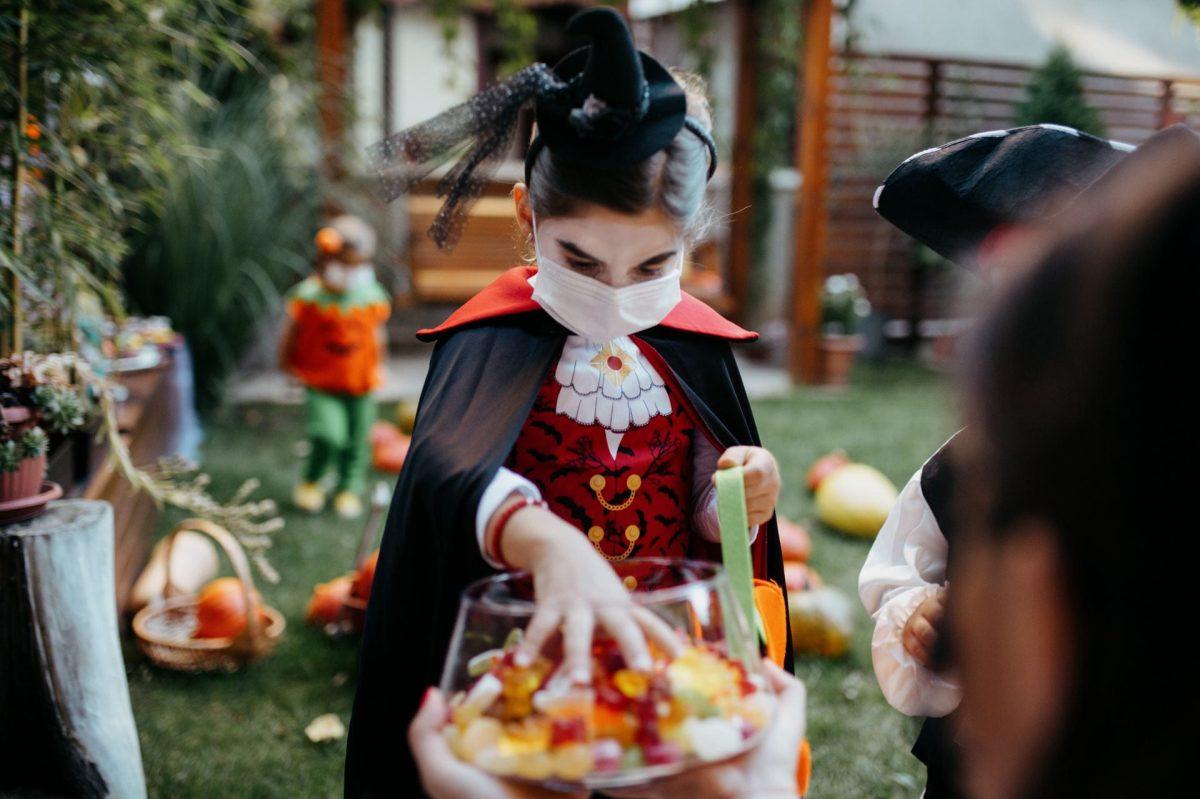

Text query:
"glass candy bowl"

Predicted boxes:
[[439, 558, 776, 791]]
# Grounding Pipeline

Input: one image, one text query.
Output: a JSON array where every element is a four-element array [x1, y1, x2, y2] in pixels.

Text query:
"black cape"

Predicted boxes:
[[344, 311, 791, 798]]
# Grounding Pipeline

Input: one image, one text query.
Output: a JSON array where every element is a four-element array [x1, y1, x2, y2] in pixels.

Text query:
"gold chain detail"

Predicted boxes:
[[590, 473, 642, 512], [587, 524, 640, 562], [595, 538, 637, 562]]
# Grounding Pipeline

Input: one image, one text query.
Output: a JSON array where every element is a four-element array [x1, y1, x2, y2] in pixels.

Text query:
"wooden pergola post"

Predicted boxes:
[[789, 0, 834, 383], [726, 0, 760, 320], [316, 0, 349, 181], [4, 4, 30, 356]]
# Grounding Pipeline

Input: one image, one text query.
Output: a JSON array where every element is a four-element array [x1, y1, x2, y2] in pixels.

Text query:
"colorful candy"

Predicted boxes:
[[442, 636, 769, 785]]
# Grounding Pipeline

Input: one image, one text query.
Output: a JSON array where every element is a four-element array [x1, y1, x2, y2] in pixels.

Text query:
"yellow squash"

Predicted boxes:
[[815, 463, 898, 538]]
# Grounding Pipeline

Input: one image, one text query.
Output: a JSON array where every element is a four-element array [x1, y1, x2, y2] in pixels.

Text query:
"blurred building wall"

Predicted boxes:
[[846, 0, 1200, 78], [353, 6, 479, 153]]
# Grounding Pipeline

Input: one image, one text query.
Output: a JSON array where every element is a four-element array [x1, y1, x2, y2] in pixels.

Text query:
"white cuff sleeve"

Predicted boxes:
[[870, 583, 962, 718], [474, 467, 542, 568], [691, 435, 759, 545]]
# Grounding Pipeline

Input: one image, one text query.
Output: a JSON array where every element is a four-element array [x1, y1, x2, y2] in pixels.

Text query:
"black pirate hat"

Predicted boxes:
[[873, 123, 1200, 266]]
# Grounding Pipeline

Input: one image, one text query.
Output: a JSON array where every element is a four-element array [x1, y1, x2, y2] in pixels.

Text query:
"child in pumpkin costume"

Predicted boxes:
[[282, 215, 390, 519]]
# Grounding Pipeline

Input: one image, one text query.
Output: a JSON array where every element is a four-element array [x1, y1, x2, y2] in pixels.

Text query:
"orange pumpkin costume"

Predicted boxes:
[[285, 277, 390, 496], [285, 277, 390, 397]]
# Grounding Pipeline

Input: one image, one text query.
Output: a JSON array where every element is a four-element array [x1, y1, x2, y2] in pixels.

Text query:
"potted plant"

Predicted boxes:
[[818, 274, 871, 386], [1, 352, 94, 522]]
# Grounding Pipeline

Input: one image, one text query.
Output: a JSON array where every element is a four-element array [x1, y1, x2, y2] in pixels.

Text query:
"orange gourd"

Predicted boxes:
[[778, 517, 812, 562], [805, 450, 850, 493], [369, 420, 404, 446], [193, 577, 266, 639], [784, 562, 823, 593], [352, 551, 379, 600], [372, 434, 410, 473], [306, 575, 354, 626]]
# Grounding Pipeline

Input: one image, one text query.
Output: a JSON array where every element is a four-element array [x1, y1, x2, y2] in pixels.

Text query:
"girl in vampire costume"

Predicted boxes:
[[345, 9, 792, 797], [859, 122, 1200, 799]]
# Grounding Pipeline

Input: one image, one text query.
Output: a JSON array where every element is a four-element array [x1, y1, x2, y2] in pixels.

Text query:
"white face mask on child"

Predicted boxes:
[[529, 221, 683, 342], [324, 261, 375, 293]]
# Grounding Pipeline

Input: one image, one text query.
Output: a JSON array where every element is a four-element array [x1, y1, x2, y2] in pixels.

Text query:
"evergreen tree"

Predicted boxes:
[[1016, 45, 1106, 136]]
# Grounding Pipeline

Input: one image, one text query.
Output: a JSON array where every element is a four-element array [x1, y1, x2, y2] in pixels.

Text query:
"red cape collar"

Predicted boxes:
[[417, 266, 757, 342]]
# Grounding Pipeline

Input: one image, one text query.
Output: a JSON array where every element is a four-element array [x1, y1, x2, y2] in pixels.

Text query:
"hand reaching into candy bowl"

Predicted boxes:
[[432, 559, 785, 793]]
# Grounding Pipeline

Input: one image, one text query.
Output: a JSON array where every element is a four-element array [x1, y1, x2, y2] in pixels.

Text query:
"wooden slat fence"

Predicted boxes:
[[826, 51, 1200, 323]]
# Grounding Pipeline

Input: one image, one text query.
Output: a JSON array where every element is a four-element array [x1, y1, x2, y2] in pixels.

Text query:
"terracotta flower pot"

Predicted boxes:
[[1, 452, 48, 503], [1, 405, 33, 426], [818, 334, 864, 387]]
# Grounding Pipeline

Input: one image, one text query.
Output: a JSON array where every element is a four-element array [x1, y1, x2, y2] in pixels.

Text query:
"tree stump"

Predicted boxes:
[[0, 500, 146, 798]]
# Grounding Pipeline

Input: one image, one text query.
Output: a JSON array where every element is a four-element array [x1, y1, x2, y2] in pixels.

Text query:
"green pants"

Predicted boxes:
[[304, 388, 376, 493]]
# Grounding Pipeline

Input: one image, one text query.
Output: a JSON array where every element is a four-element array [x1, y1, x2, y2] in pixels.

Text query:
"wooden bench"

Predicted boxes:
[[407, 195, 523, 302], [406, 194, 734, 312]]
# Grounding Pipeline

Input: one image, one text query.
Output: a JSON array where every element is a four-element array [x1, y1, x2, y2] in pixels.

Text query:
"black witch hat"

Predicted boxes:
[[871, 123, 1200, 266], [369, 6, 715, 251], [524, 7, 713, 179]]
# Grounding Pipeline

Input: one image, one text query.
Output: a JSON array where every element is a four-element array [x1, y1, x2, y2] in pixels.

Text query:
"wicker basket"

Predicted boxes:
[[132, 518, 285, 672]]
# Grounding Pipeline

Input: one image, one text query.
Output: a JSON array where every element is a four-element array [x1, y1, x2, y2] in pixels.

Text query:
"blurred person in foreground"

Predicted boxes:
[[947, 124, 1199, 798], [859, 122, 1199, 799]]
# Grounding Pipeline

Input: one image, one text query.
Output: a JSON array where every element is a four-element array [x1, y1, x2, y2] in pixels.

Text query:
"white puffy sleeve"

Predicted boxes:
[[858, 469, 962, 718], [474, 466, 542, 568]]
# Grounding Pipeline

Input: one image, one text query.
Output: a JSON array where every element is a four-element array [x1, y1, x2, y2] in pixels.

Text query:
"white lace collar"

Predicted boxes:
[[553, 336, 672, 456]]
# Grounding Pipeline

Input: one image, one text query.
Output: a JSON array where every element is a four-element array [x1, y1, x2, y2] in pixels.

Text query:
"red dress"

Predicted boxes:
[[505, 337, 709, 589]]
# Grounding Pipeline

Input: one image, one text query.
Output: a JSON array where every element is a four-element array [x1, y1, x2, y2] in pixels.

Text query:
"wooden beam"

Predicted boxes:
[[727, 0, 759, 321], [789, 0, 834, 383], [316, 0, 349, 180], [5, 5, 29, 355], [381, 2, 395, 138]]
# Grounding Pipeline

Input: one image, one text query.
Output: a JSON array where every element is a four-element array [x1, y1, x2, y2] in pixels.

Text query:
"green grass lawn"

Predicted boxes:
[[126, 360, 955, 798]]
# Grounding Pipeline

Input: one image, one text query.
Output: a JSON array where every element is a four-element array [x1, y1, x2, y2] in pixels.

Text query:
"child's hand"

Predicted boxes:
[[903, 588, 947, 668], [715, 446, 781, 527], [492, 501, 681, 683]]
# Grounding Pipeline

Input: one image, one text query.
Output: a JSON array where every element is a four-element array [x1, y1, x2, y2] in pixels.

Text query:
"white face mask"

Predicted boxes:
[[529, 222, 683, 342], [324, 261, 375, 293]]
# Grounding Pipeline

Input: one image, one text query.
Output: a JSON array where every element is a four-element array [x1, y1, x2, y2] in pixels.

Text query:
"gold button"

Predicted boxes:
[[623, 576, 638, 590], [589, 474, 607, 492], [588, 526, 604, 543], [626, 474, 642, 491], [625, 525, 640, 543]]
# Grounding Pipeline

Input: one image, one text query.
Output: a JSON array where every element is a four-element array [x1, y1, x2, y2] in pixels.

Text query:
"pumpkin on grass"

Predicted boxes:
[[370, 420, 411, 473], [352, 550, 379, 600], [805, 450, 850, 493], [783, 561, 823, 593], [788, 586, 855, 659], [814, 462, 898, 538], [193, 577, 270, 640], [306, 575, 355, 627], [777, 517, 811, 562]]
